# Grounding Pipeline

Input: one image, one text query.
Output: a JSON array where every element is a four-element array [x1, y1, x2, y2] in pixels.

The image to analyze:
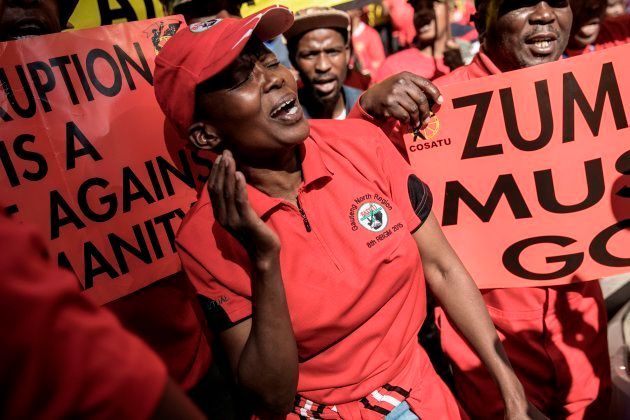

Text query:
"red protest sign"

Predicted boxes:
[[404, 44, 629, 289], [0, 18, 210, 305]]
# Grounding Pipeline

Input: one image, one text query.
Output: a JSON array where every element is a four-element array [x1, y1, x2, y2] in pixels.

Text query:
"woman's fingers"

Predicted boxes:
[[222, 151, 239, 226], [210, 152, 228, 224]]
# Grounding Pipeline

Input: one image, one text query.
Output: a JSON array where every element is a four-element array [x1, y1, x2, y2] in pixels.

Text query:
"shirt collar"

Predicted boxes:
[[247, 135, 334, 218], [471, 49, 503, 77]]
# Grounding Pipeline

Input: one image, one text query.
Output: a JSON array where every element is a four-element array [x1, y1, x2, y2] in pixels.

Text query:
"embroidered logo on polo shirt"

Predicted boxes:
[[357, 202, 388, 232]]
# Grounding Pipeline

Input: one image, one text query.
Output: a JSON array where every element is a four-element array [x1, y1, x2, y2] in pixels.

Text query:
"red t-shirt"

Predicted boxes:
[[371, 47, 451, 84], [105, 271, 212, 390], [352, 21, 387, 76], [0, 214, 168, 419], [565, 14, 630, 56], [176, 120, 439, 411]]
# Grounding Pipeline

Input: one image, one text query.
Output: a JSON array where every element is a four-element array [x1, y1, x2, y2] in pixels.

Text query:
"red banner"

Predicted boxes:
[[0, 17, 209, 305], [404, 44, 630, 288]]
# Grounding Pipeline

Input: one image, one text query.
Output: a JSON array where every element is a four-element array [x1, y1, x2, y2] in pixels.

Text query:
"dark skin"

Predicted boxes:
[[191, 39, 305, 415], [291, 28, 351, 119], [567, 0, 607, 50], [411, 0, 464, 70], [0, 0, 61, 41], [481, 0, 573, 72], [359, 0, 572, 129], [192, 38, 539, 419]]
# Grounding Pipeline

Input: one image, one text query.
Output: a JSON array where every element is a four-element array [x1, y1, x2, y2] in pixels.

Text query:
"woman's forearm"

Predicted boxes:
[[415, 215, 527, 411], [237, 252, 299, 415], [427, 262, 526, 408]]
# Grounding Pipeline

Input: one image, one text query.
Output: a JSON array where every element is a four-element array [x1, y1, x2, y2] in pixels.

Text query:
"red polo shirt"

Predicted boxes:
[[371, 48, 451, 84], [0, 214, 168, 419], [176, 119, 459, 417], [565, 14, 630, 56]]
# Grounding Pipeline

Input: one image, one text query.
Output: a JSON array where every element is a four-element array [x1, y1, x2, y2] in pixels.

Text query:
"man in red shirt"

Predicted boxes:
[[372, 0, 464, 83], [354, 0, 611, 418], [565, 0, 630, 56], [0, 211, 204, 419], [0, 0, 212, 400], [153, 6, 543, 419]]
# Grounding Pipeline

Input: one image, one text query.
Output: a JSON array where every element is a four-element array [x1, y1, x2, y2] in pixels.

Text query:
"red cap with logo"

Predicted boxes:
[[154, 6, 294, 135]]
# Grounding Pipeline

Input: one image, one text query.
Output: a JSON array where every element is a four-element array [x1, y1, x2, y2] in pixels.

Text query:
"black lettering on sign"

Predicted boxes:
[[26, 61, 56, 113], [84, 241, 120, 288], [503, 235, 584, 280], [615, 150, 630, 198], [122, 166, 156, 213], [442, 174, 532, 226], [0, 140, 20, 187], [86, 49, 123, 97], [0, 135, 48, 186], [534, 158, 605, 213], [96, 0, 157, 25], [14, 134, 48, 182], [154, 208, 186, 252], [500, 80, 553, 151], [49, 56, 80, 105], [97, 0, 138, 25], [0, 66, 36, 119], [590, 219, 630, 267], [453, 91, 502, 159], [157, 150, 195, 196], [71, 54, 95, 101], [50, 190, 87, 239], [114, 43, 154, 87], [66, 122, 103, 169], [108, 224, 152, 274], [78, 177, 117, 223], [563, 62, 628, 142]]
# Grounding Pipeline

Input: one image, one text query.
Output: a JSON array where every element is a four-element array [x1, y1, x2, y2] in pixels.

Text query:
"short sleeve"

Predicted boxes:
[[175, 203, 253, 333], [375, 132, 433, 233], [0, 215, 168, 420]]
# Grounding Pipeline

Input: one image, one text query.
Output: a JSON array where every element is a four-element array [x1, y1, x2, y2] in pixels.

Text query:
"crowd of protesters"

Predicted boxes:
[[1, 0, 629, 418]]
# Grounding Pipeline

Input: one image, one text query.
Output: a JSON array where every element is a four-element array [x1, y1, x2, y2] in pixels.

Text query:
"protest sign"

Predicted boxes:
[[404, 44, 630, 289], [69, 0, 165, 29], [0, 17, 210, 305]]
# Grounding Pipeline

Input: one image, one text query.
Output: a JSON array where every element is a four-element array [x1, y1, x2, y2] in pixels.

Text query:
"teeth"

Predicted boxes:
[[287, 106, 298, 115], [271, 99, 294, 118], [534, 40, 551, 48]]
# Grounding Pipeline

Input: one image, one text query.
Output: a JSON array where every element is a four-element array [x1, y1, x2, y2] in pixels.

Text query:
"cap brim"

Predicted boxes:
[[197, 6, 293, 83], [249, 5, 295, 41], [284, 12, 350, 40]]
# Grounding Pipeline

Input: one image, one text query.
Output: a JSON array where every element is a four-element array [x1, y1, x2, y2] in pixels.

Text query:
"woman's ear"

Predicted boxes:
[[188, 122, 221, 150]]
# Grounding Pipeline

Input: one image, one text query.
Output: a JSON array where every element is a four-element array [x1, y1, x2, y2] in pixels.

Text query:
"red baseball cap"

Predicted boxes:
[[154, 5, 294, 135]]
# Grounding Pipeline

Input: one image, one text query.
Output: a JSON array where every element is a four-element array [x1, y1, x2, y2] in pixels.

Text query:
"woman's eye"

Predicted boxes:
[[229, 72, 253, 90]]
